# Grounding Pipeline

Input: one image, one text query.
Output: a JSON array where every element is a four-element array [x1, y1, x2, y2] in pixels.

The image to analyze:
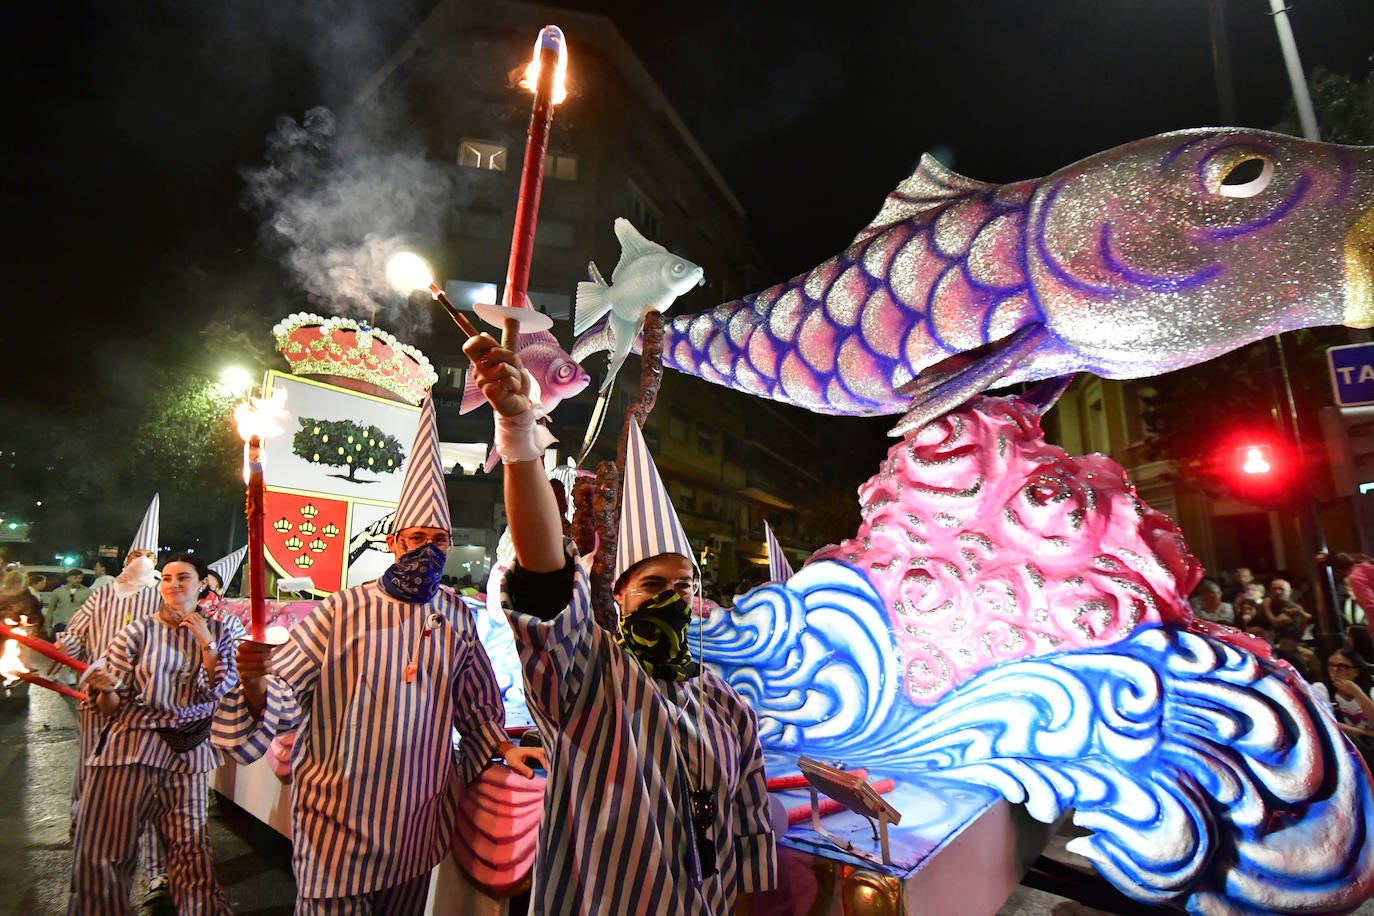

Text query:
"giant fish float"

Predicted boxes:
[[575, 128, 1374, 433], [569, 127, 1374, 913]]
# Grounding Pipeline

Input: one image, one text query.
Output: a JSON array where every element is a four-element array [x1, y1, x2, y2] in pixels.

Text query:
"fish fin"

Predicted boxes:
[[571, 317, 613, 362], [574, 281, 612, 335], [890, 324, 1048, 436], [598, 315, 641, 393], [587, 260, 608, 286], [1021, 375, 1076, 416], [611, 217, 665, 281], [852, 153, 997, 246], [459, 366, 484, 414]]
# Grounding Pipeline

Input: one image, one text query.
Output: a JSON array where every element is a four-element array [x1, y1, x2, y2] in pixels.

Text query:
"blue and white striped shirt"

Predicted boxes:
[[58, 583, 162, 664], [503, 543, 777, 916], [92, 613, 239, 773], [212, 583, 510, 899]]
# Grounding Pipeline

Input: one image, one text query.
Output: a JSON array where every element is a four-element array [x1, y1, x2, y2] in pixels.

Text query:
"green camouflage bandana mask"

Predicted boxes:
[[615, 588, 699, 682]]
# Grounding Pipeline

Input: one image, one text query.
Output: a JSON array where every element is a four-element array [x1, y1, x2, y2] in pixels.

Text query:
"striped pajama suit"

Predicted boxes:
[[502, 543, 778, 916], [57, 582, 164, 876], [68, 613, 239, 914], [212, 583, 510, 909]]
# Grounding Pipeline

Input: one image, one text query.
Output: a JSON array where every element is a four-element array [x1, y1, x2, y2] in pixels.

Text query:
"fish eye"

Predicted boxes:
[[671, 262, 685, 274], [1214, 154, 1274, 199]]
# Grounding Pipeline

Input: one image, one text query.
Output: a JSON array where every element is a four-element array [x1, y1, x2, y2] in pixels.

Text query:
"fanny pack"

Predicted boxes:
[[154, 716, 213, 753]]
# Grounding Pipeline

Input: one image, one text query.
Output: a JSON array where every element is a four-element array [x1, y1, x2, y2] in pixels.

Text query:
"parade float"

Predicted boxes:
[[202, 20, 1374, 916]]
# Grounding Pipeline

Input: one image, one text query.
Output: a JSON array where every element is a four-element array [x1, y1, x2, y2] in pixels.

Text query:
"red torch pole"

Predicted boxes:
[[502, 31, 560, 348], [0, 620, 89, 673], [473, 26, 563, 349], [246, 436, 267, 641]]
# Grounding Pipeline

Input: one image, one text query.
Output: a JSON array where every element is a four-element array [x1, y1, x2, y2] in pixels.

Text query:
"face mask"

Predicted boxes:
[[615, 588, 698, 682], [120, 555, 154, 583], [379, 542, 446, 604]]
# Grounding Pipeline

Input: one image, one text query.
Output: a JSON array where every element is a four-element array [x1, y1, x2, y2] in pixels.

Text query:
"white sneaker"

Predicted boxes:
[[141, 873, 170, 905]]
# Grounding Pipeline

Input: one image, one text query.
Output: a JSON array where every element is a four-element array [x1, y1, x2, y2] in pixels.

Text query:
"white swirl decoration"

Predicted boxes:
[[697, 560, 1374, 913]]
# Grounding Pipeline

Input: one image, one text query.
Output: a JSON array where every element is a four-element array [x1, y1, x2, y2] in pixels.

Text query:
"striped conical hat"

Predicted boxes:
[[208, 546, 247, 590], [128, 493, 160, 554], [764, 520, 795, 583], [391, 396, 450, 533], [614, 420, 693, 586]]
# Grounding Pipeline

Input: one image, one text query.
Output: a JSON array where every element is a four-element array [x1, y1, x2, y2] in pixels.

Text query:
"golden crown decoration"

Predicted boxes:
[[273, 313, 438, 405]]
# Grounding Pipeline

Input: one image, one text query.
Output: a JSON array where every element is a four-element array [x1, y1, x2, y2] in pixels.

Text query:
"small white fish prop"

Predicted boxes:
[[574, 218, 705, 392]]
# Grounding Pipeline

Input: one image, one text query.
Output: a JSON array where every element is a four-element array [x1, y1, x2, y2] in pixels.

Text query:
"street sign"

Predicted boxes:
[[1327, 342, 1374, 407]]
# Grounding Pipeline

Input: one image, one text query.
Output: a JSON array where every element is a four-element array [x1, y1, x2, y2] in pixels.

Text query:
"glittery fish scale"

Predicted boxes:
[[930, 266, 1000, 351], [797, 308, 839, 374], [836, 335, 893, 402], [780, 352, 826, 407], [767, 287, 806, 344], [642, 129, 1374, 425], [933, 195, 997, 259], [860, 287, 912, 359], [822, 262, 870, 328], [967, 212, 1030, 290]]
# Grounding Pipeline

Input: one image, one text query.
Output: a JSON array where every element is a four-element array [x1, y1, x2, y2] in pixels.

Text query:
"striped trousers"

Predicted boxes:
[[68, 764, 230, 915], [71, 708, 164, 878], [294, 872, 432, 915]]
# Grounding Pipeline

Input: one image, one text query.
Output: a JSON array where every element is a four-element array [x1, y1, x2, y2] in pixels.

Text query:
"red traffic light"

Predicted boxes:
[[1238, 444, 1274, 475]]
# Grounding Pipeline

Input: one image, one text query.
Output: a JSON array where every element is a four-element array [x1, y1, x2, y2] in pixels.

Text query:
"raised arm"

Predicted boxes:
[[462, 333, 565, 574]]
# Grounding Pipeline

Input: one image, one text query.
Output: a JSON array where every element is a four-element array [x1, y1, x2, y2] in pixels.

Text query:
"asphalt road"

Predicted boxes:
[[0, 677, 1150, 916]]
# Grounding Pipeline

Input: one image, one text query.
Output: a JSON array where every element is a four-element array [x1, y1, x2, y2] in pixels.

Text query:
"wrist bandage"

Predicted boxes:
[[494, 409, 557, 464]]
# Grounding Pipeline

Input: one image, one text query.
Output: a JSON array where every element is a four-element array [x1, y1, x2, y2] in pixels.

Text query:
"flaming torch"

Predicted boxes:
[[472, 25, 568, 349], [385, 252, 489, 341], [0, 619, 87, 701], [233, 388, 289, 641]]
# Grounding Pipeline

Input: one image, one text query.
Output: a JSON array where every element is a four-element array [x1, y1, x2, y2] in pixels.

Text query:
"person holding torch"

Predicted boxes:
[[213, 396, 544, 914], [463, 332, 778, 915]]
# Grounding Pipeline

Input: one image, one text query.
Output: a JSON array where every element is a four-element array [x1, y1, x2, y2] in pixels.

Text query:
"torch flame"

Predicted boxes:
[[234, 388, 289, 483], [385, 252, 435, 294], [1, 626, 28, 683], [520, 25, 568, 105], [234, 388, 289, 443]]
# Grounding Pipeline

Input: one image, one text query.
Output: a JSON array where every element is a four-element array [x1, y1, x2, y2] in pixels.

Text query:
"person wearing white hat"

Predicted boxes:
[[464, 334, 777, 916], [57, 493, 170, 902], [200, 546, 248, 642], [214, 396, 545, 914]]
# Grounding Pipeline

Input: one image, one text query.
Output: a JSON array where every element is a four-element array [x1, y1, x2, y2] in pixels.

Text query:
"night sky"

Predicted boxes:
[[4, 0, 1373, 546]]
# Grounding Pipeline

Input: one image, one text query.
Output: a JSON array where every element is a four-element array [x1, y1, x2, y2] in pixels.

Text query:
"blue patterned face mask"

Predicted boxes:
[[379, 543, 446, 603]]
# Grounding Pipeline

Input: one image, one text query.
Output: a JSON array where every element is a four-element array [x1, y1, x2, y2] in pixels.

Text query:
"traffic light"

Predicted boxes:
[[1238, 444, 1272, 476], [1229, 440, 1286, 504]]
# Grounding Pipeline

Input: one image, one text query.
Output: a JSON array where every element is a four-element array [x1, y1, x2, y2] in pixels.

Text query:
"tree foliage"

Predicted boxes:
[[292, 418, 404, 482]]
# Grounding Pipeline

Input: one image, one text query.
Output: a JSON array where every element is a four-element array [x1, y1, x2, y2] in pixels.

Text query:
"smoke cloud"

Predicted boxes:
[[242, 105, 458, 341]]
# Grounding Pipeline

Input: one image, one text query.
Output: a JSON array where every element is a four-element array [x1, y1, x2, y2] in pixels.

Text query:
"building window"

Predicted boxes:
[[626, 181, 661, 239], [544, 153, 578, 181], [459, 139, 507, 171], [669, 409, 688, 441], [697, 426, 715, 455], [536, 218, 575, 248]]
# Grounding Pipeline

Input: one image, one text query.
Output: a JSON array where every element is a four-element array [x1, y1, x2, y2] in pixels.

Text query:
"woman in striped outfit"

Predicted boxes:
[[69, 552, 237, 914]]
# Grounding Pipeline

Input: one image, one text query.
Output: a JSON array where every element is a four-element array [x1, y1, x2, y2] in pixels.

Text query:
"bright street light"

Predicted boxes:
[[218, 366, 255, 398]]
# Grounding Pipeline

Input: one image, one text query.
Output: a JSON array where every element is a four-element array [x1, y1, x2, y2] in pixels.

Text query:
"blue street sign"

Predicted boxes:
[[1327, 342, 1374, 407]]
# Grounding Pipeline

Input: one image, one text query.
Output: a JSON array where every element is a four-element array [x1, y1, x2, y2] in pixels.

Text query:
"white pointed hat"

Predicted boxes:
[[128, 493, 160, 554], [391, 396, 451, 533], [764, 520, 795, 583], [208, 546, 248, 590], [614, 420, 694, 587]]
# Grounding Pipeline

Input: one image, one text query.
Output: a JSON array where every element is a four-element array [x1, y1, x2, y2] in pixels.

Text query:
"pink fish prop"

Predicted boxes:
[[575, 128, 1374, 433]]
